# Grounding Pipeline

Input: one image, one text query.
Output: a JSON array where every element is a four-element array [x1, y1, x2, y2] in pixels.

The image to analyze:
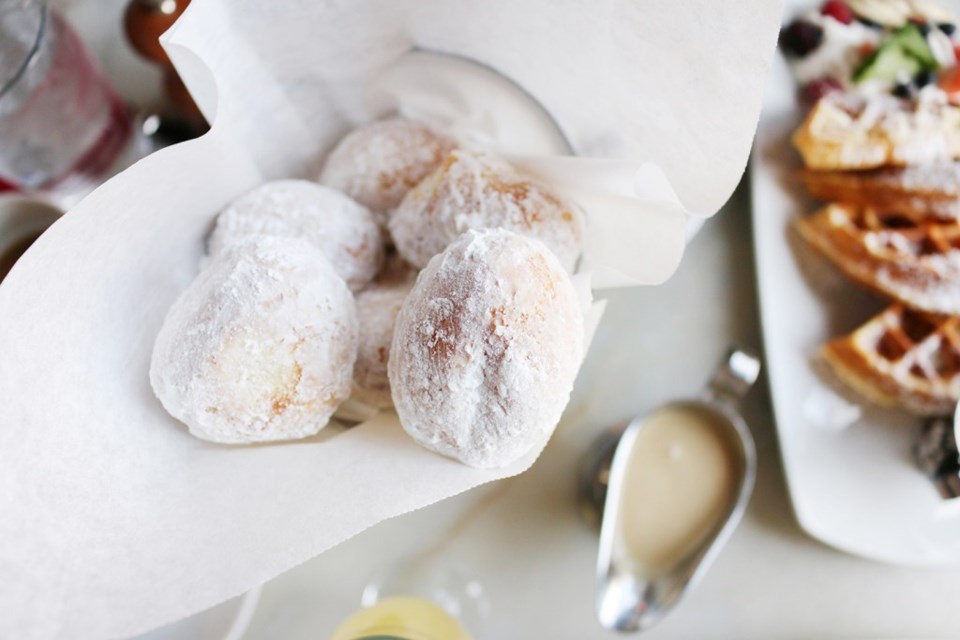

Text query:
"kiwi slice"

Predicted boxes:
[[853, 24, 938, 84]]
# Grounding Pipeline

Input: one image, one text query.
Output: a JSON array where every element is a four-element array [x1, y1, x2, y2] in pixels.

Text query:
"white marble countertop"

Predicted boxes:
[[64, 1, 960, 637]]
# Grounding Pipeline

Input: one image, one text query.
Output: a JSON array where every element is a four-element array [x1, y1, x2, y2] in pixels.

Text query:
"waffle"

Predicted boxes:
[[800, 163, 960, 221], [792, 96, 960, 171], [821, 304, 960, 415], [794, 203, 960, 314]]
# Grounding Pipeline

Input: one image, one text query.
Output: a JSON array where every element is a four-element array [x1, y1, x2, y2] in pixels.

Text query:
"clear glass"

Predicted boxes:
[[329, 596, 472, 640], [351, 551, 490, 639], [0, 0, 138, 203]]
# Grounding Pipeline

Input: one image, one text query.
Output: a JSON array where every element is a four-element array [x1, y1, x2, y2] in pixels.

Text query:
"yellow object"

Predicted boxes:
[[329, 596, 471, 640]]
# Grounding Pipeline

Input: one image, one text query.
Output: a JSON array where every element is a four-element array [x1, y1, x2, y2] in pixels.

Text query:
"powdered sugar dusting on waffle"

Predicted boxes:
[[794, 91, 960, 170], [796, 204, 960, 314], [801, 163, 960, 220], [876, 253, 960, 313], [893, 162, 960, 195], [388, 228, 584, 468], [389, 150, 585, 272], [318, 117, 456, 223], [872, 307, 960, 404], [824, 304, 960, 415], [150, 236, 358, 444], [208, 180, 383, 292]]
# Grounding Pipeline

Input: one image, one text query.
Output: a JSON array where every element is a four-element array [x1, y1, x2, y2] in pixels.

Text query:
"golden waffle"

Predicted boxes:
[[792, 97, 960, 171], [822, 304, 960, 416], [800, 163, 960, 221], [794, 204, 960, 314]]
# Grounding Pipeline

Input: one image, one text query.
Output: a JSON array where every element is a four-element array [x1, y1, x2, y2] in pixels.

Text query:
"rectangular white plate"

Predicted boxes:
[[751, 1, 960, 566]]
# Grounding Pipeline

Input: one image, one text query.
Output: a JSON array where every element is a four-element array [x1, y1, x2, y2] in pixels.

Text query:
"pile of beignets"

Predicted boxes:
[[150, 117, 587, 469]]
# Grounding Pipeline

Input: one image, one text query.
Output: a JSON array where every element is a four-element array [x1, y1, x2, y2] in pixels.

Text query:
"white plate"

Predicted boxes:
[[751, 4, 960, 566]]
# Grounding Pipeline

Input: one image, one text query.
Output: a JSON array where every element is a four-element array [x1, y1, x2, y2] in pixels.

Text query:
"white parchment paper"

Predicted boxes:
[[0, 1, 781, 637]]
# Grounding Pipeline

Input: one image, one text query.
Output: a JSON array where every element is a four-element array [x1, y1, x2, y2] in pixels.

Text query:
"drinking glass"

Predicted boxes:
[[0, 0, 139, 203], [361, 556, 489, 633]]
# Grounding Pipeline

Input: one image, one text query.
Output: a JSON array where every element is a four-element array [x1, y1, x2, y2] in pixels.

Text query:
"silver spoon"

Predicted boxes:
[[579, 348, 759, 633]]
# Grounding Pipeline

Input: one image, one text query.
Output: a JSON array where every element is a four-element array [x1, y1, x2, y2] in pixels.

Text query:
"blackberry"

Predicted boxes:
[[915, 70, 936, 88], [780, 20, 824, 57], [892, 82, 914, 99]]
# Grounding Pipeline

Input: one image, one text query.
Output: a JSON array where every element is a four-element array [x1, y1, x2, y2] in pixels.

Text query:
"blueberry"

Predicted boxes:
[[780, 20, 824, 57], [893, 82, 914, 99], [857, 17, 883, 29], [939, 23, 956, 36], [915, 70, 936, 87]]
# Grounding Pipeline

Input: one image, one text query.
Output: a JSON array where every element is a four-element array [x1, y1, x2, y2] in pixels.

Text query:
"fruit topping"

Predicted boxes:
[[802, 77, 844, 104], [781, 20, 825, 57], [937, 65, 960, 104], [897, 23, 939, 64], [892, 81, 914, 99], [939, 22, 956, 36], [915, 69, 936, 87], [853, 24, 938, 84], [821, 0, 854, 25]]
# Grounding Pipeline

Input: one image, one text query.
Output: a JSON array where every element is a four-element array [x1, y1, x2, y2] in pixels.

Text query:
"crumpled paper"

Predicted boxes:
[[0, 0, 781, 637]]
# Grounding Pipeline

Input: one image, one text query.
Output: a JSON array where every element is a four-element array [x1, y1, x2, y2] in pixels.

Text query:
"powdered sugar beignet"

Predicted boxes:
[[389, 150, 585, 272], [150, 236, 358, 444], [352, 279, 414, 409], [389, 228, 585, 468], [319, 117, 456, 224], [207, 180, 382, 292]]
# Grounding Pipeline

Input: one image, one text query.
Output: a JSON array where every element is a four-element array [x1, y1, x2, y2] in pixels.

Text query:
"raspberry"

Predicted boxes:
[[821, 0, 854, 25], [801, 77, 843, 104], [780, 20, 824, 57]]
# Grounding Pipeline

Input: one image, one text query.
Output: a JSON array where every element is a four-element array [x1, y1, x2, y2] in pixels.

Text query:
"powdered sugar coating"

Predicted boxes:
[[208, 180, 382, 292], [352, 279, 414, 408], [875, 251, 960, 314], [150, 236, 358, 444], [389, 150, 585, 272], [318, 117, 456, 223], [389, 228, 585, 468]]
